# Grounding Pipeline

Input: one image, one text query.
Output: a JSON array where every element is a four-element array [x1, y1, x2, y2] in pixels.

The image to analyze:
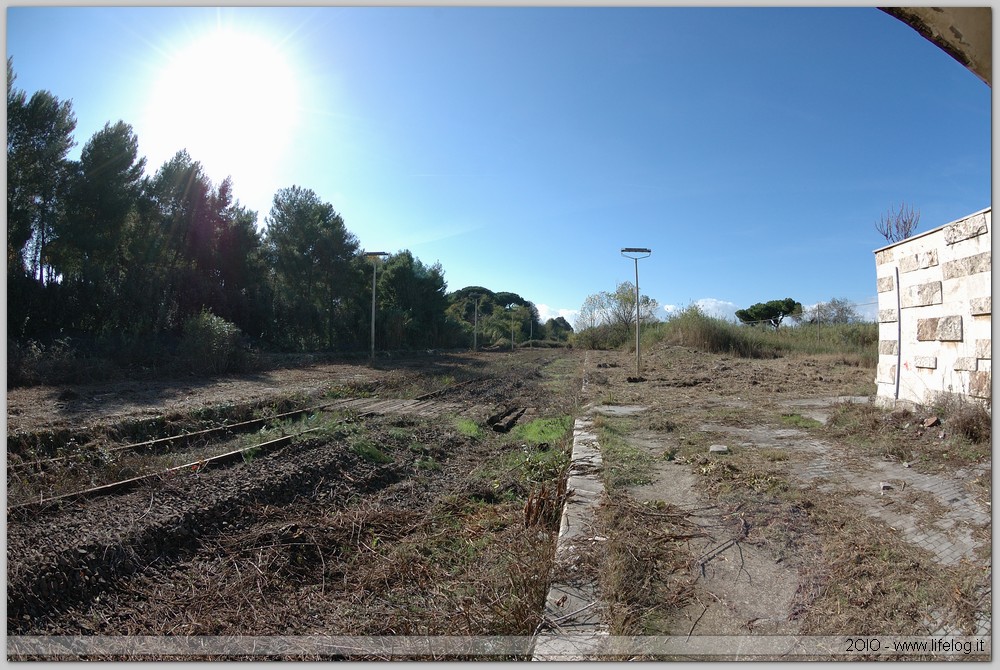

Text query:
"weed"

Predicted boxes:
[[350, 437, 392, 464], [596, 416, 654, 489], [489, 445, 569, 485], [780, 413, 823, 429], [935, 398, 991, 445], [179, 309, 248, 374], [415, 456, 440, 471], [758, 448, 790, 462], [596, 495, 703, 635], [799, 496, 984, 638], [453, 418, 483, 439], [511, 416, 572, 445], [630, 304, 878, 364], [388, 427, 412, 442]]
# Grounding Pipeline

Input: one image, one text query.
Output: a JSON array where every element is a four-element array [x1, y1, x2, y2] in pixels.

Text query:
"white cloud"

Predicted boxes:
[[656, 298, 740, 322], [659, 304, 680, 319], [536, 304, 579, 323], [694, 298, 739, 321]]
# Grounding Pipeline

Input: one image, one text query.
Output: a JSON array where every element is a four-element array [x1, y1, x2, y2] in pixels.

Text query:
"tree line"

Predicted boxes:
[[6, 59, 571, 375]]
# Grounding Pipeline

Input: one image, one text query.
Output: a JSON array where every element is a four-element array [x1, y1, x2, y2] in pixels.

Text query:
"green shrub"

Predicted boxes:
[[178, 310, 247, 374], [7, 337, 113, 387]]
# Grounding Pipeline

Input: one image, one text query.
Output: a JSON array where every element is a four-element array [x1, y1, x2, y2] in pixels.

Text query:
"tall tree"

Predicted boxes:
[[50, 121, 146, 332], [575, 282, 659, 349], [7, 58, 77, 336], [735, 298, 803, 329], [264, 186, 361, 349], [146, 150, 215, 330], [213, 185, 269, 335], [6, 61, 77, 283], [544, 316, 574, 341], [376, 250, 450, 349]]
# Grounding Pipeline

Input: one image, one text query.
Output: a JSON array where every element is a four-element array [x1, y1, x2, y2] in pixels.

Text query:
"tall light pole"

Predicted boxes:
[[510, 307, 515, 351], [621, 247, 652, 379], [470, 293, 481, 352], [365, 251, 389, 365]]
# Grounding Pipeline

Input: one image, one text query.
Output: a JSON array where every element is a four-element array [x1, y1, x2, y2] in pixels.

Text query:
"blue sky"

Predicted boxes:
[[5, 6, 991, 325]]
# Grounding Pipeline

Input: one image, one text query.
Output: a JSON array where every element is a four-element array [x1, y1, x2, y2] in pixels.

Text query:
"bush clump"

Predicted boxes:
[[178, 310, 248, 374]]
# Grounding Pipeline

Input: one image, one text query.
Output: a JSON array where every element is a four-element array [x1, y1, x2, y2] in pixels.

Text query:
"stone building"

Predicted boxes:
[[874, 207, 991, 410]]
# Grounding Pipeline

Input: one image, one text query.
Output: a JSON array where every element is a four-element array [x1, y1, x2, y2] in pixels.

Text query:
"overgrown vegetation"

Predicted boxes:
[[179, 309, 249, 374], [573, 281, 658, 350], [573, 301, 877, 366], [647, 305, 877, 364], [826, 397, 991, 467]]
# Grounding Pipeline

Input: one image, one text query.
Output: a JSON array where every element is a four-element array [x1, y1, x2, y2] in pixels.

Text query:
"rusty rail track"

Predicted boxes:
[[8, 400, 346, 473], [8, 379, 488, 515], [6, 426, 325, 516]]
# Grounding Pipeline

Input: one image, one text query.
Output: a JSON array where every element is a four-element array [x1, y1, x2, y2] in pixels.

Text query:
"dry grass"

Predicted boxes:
[[798, 495, 987, 641], [825, 399, 992, 468], [595, 495, 706, 636]]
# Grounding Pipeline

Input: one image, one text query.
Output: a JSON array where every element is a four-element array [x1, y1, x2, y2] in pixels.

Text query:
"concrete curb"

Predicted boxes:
[[531, 412, 609, 661]]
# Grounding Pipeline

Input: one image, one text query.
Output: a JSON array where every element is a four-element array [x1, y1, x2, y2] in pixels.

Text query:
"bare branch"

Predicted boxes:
[[876, 202, 920, 243]]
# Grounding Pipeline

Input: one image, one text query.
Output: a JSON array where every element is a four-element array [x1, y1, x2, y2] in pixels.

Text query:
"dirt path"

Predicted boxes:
[[577, 343, 991, 659]]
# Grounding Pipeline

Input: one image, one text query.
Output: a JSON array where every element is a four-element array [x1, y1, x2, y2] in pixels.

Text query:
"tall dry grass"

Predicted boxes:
[[640, 305, 877, 366]]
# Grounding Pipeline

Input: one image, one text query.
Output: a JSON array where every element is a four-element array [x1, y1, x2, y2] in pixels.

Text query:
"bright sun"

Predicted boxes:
[[144, 26, 300, 200]]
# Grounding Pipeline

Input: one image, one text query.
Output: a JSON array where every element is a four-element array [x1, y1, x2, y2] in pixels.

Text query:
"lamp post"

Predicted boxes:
[[364, 251, 389, 365], [621, 247, 652, 379], [510, 307, 515, 351], [470, 293, 481, 352]]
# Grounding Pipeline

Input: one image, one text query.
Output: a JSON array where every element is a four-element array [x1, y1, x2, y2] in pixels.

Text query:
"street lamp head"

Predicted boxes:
[[621, 247, 652, 257]]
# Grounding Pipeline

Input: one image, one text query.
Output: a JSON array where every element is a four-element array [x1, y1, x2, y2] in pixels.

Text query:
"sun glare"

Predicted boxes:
[[144, 26, 301, 201]]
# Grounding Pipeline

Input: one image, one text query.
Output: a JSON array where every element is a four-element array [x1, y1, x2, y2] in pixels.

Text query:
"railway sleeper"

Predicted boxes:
[[487, 406, 526, 433]]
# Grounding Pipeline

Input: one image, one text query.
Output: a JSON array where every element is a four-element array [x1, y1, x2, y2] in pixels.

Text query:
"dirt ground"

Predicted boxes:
[[575, 340, 991, 660], [5, 345, 992, 660]]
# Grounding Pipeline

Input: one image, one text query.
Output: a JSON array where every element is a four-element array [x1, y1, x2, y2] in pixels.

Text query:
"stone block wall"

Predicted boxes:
[[874, 207, 991, 410]]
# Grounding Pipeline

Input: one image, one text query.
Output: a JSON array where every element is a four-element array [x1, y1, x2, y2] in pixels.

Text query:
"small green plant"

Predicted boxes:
[[350, 437, 392, 464], [511, 416, 572, 445], [780, 413, 823, 429], [416, 456, 441, 471], [597, 417, 654, 489], [454, 418, 483, 439], [758, 448, 790, 462], [388, 427, 412, 442]]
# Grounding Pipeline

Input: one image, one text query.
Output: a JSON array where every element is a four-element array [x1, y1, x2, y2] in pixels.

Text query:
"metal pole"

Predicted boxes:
[[365, 251, 388, 366], [473, 296, 479, 352], [620, 248, 652, 379], [634, 256, 640, 377], [370, 261, 377, 365]]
